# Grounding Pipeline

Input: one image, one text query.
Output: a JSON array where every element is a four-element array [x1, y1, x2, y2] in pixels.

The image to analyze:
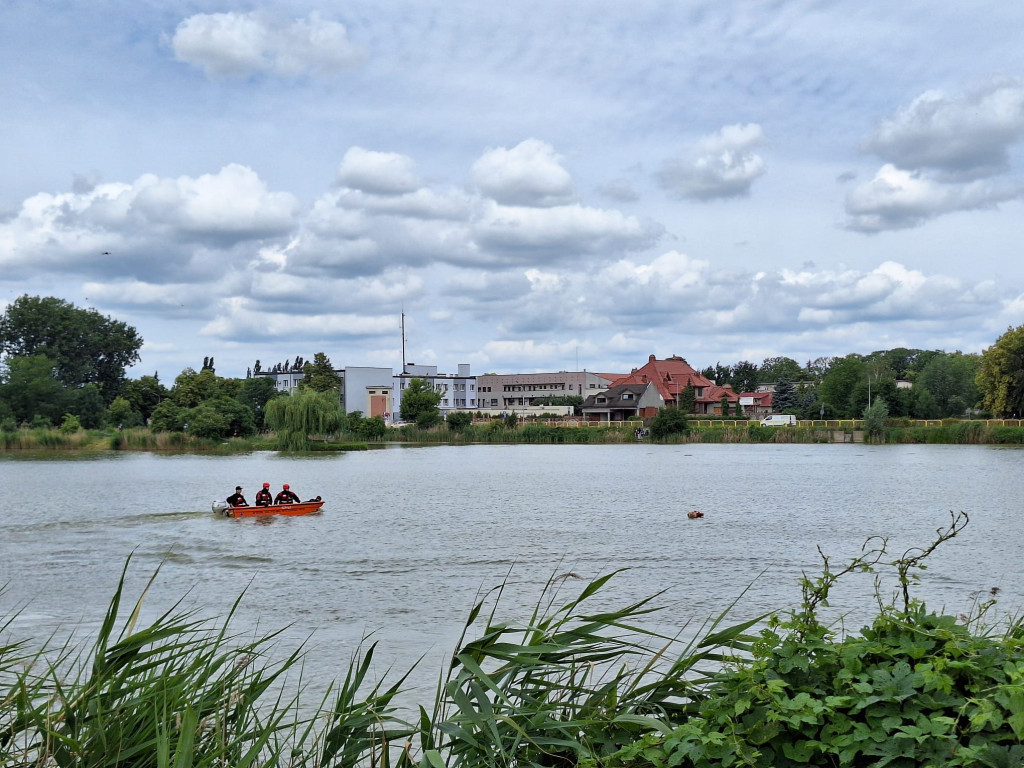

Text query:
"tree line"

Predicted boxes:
[[700, 348, 985, 420], [5, 295, 1024, 435]]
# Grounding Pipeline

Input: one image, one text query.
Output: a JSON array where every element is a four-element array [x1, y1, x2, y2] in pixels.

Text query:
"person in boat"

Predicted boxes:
[[226, 486, 248, 507], [254, 482, 273, 507], [274, 483, 300, 504]]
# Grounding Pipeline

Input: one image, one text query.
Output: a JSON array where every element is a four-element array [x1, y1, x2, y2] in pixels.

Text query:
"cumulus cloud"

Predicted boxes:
[[455, 251, 1006, 370], [846, 79, 1024, 232], [657, 123, 766, 200], [0, 165, 298, 280], [336, 147, 421, 195], [171, 11, 363, 78], [130, 164, 299, 238], [842, 164, 1019, 232], [302, 142, 658, 272], [503, 253, 1000, 341], [469, 201, 661, 265], [470, 139, 575, 207], [864, 78, 1024, 181]]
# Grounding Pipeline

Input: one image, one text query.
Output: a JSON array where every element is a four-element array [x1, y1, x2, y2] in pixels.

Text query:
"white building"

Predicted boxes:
[[393, 363, 476, 419], [343, 366, 394, 418], [254, 366, 393, 418]]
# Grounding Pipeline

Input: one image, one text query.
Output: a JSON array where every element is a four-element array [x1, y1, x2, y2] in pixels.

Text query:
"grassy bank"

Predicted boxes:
[[4, 420, 1024, 453], [0, 427, 278, 453], [2, 513, 1022, 767]]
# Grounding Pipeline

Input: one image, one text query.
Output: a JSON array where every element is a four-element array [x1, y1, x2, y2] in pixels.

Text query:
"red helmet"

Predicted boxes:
[[283, 484, 290, 489], [263, 482, 270, 488]]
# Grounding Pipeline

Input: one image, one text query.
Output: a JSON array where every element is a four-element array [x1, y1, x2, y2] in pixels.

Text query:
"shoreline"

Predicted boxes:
[[3, 418, 1024, 452]]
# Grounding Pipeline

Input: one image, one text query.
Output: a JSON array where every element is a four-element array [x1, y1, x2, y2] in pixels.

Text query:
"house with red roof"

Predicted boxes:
[[738, 390, 773, 416], [701, 384, 741, 416], [600, 354, 742, 416]]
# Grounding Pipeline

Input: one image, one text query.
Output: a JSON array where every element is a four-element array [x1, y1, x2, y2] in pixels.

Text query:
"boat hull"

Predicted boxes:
[[213, 500, 324, 518]]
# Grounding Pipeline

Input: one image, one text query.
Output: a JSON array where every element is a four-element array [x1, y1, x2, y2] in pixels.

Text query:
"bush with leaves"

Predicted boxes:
[[59, 413, 82, 433], [447, 411, 473, 432], [595, 512, 1024, 768], [357, 415, 387, 440], [650, 407, 689, 438], [863, 396, 889, 440]]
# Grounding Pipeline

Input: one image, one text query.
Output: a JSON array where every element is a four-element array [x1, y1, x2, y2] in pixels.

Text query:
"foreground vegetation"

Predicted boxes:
[[2, 513, 1022, 767]]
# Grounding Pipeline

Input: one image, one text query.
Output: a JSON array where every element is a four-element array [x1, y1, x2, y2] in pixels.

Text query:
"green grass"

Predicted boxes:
[[6, 421, 1024, 452]]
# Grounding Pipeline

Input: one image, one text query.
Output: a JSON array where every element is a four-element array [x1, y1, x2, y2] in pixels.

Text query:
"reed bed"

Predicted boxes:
[[0, 428, 103, 451]]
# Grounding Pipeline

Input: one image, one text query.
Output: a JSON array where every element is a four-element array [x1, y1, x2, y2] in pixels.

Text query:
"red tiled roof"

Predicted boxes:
[[699, 385, 739, 404], [609, 355, 714, 405]]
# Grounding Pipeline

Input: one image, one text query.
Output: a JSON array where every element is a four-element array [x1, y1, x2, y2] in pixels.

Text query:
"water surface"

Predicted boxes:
[[1, 443, 1020, 696]]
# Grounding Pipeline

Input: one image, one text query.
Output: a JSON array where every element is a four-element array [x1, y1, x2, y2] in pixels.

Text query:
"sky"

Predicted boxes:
[[2, 1, 1024, 382]]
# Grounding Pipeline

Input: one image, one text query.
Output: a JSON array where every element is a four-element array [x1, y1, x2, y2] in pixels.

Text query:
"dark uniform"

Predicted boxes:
[[275, 484, 300, 504], [255, 483, 273, 506], [226, 486, 248, 507]]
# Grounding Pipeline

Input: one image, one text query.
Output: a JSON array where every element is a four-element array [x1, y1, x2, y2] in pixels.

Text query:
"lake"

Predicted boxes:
[[1, 443, 1021, 701]]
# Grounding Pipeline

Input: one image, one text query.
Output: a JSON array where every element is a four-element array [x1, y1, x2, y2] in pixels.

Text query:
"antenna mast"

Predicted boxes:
[[401, 311, 407, 374]]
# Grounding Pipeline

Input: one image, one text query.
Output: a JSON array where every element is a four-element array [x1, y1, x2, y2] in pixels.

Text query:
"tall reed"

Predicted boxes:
[[0, 559, 412, 768], [404, 571, 763, 768]]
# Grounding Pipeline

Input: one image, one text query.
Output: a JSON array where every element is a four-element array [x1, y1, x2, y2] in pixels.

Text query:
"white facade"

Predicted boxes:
[[253, 370, 306, 393], [393, 363, 476, 418], [343, 366, 394, 418]]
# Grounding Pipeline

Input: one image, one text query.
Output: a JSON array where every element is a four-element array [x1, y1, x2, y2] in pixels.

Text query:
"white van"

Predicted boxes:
[[760, 414, 797, 427]]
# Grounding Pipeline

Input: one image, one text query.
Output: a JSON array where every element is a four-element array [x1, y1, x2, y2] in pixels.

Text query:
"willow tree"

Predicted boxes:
[[265, 389, 344, 450]]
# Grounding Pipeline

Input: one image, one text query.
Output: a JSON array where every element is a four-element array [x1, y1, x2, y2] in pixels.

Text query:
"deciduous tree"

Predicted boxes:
[[730, 361, 760, 393], [298, 352, 342, 393], [916, 352, 980, 417], [0, 295, 142, 403], [977, 326, 1024, 417], [170, 368, 223, 408], [819, 355, 866, 418], [0, 354, 64, 425], [760, 356, 803, 383], [121, 374, 167, 422], [400, 377, 442, 424]]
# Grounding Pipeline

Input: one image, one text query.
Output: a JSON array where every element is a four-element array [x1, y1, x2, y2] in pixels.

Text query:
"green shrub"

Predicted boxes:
[[649, 407, 688, 438], [988, 426, 1024, 444], [416, 409, 441, 429], [59, 413, 82, 433], [593, 512, 1024, 768], [446, 411, 473, 432]]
